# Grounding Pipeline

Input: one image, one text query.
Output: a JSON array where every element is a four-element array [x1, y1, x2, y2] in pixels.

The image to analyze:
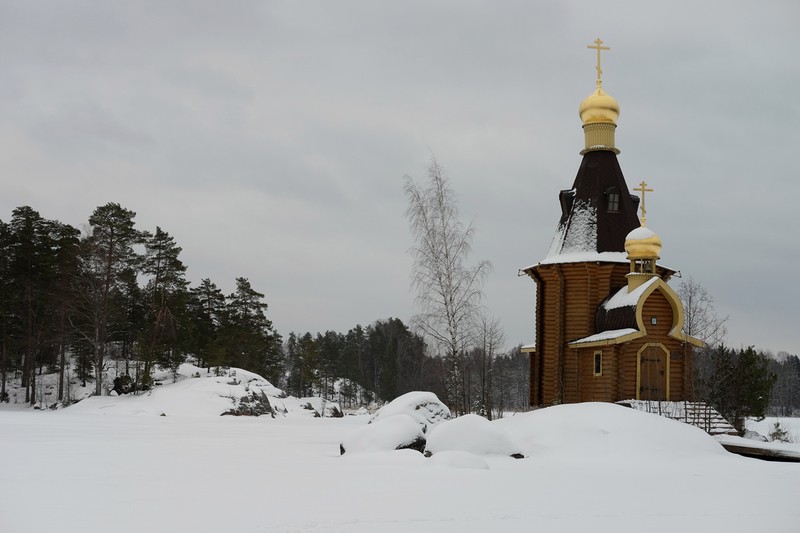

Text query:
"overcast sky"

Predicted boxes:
[[1, 1, 798, 355]]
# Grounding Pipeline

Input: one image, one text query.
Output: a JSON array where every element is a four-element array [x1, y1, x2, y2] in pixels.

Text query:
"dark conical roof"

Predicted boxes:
[[544, 150, 640, 261]]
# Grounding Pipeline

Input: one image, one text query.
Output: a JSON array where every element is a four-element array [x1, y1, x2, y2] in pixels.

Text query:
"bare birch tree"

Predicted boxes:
[[678, 276, 729, 403], [473, 314, 505, 419], [404, 158, 491, 414], [677, 276, 728, 347]]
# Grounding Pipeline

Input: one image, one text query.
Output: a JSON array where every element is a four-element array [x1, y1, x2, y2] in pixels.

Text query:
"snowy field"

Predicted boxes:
[[2, 369, 799, 532], [747, 416, 800, 442]]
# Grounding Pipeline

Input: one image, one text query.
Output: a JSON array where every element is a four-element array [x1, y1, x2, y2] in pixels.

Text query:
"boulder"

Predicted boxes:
[[425, 414, 524, 458], [369, 391, 451, 432], [340, 413, 426, 455]]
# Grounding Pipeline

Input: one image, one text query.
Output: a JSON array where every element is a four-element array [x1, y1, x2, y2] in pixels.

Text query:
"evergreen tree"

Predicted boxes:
[[7, 207, 68, 403], [342, 325, 367, 393], [49, 222, 80, 401], [222, 278, 282, 383], [767, 354, 800, 417], [317, 330, 343, 399], [297, 332, 318, 396], [140, 227, 189, 384], [284, 332, 301, 395], [186, 278, 227, 369], [77, 203, 143, 396], [700, 345, 777, 434], [0, 219, 10, 402]]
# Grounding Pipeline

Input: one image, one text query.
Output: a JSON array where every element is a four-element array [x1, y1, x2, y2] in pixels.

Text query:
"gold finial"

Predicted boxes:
[[587, 38, 610, 85], [633, 181, 654, 226]]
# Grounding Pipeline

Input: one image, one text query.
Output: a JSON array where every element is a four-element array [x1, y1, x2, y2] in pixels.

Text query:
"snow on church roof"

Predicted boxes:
[[602, 276, 659, 310], [545, 199, 596, 259], [520, 199, 629, 269], [536, 251, 629, 267], [570, 328, 638, 345]]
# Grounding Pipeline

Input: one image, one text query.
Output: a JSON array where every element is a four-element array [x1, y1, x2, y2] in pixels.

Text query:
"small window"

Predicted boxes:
[[650, 317, 658, 325], [605, 187, 620, 213], [593, 351, 603, 376]]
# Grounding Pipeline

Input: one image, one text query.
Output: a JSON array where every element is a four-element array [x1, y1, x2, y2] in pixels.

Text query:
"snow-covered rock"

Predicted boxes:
[[743, 429, 768, 442], [425, 414, 524, 458], [369, 391, 451, 431], [339, 413, 426, 455], [426, 450, 489, 470], [289, 396, 344, 418], [495, 402, 728, 460]]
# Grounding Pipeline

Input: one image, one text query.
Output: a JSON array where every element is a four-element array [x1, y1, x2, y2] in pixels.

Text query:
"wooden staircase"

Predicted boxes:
[[617, 400, 738, 436]]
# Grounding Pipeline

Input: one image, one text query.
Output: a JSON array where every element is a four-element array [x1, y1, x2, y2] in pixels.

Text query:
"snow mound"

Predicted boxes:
[[339, 448, 428, 467], [286, 396, 343, 418], [340, 413, 426, 455], [66, 364, 288, 418], [426, 450, 490, 470], [425, 414, 524, 458], [369, 391, 451, 430], [495, 403, 727, 460]]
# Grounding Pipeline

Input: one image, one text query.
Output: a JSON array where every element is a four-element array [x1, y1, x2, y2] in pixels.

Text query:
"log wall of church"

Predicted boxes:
[[532, 262, 629, 405]]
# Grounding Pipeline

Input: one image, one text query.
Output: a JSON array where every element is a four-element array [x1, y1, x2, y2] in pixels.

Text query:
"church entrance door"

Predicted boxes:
[[638, 344, 668, 401]]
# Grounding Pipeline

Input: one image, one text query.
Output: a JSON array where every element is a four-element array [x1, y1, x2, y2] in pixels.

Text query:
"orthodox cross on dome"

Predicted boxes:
[[633, 181, 654, 226], [587, 38, 610, 85]]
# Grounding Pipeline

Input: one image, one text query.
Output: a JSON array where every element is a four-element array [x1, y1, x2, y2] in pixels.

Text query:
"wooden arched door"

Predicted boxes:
[[637, 344, 669, 401]]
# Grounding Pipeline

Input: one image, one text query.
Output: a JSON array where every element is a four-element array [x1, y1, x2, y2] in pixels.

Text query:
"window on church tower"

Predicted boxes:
[[605, 188, 620, 213], [593, 351, 603, 376]]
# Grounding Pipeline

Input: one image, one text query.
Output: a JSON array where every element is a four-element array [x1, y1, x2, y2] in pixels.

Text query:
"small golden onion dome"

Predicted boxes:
[[625, 226, 662, 259], [579, 85, 620, 125]]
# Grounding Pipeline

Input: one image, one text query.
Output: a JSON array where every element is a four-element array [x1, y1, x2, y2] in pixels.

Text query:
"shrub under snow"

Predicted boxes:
[[369, 391, 451, 431], [426, 450, 489, 470], [340, 413, 426, 455], [425, 414, 524, 458]]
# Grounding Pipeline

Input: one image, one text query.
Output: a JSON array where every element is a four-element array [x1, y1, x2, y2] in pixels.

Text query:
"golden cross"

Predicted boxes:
[[587, 38, 610, 83], [633, 181, 654, 226]]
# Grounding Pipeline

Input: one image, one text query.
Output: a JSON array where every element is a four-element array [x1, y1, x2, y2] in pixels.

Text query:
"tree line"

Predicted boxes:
[[282, 318, 530, 417], [1, 202, 531, 414], [0, 203, 281, 405], [766, 352, 800, 417], [678, 277, 797, 433]]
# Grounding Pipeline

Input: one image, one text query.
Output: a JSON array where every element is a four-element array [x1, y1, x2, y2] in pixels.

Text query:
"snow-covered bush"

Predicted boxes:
[[340, 413, 426, 455], [424, 414, 524, 458], [426, 450, 489, 469], [369, 391, 451, 431]]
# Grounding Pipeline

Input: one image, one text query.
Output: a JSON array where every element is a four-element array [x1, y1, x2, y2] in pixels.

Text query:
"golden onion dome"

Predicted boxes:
[[625, 226, 662, 259], [579, 84, 620, 125]]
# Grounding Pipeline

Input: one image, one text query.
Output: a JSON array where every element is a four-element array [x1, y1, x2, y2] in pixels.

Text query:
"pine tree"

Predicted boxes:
[[702, 345, 777, 434], [222, 278, 282, 383], [140, 227, 189, 384], [186, 278, 227, 369], [77, 203, 143, 396], [284, 332, 301, 395], [297, 332, 318, 396], [49, 222, 81, 402], [0, 219, 12, 403]]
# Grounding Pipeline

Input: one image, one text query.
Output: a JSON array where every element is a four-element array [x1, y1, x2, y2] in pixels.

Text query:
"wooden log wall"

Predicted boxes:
[[532, 262, 629, 405], [531, 264, 695, 405]]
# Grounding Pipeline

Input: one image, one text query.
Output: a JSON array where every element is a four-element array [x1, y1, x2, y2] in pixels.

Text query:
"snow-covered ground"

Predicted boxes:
[[1, 368, 799, 532], [747, 416, 800, 442]]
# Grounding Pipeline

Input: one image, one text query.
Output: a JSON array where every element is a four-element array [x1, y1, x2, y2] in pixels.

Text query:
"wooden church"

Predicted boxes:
[[522, 40, 703, 407]]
